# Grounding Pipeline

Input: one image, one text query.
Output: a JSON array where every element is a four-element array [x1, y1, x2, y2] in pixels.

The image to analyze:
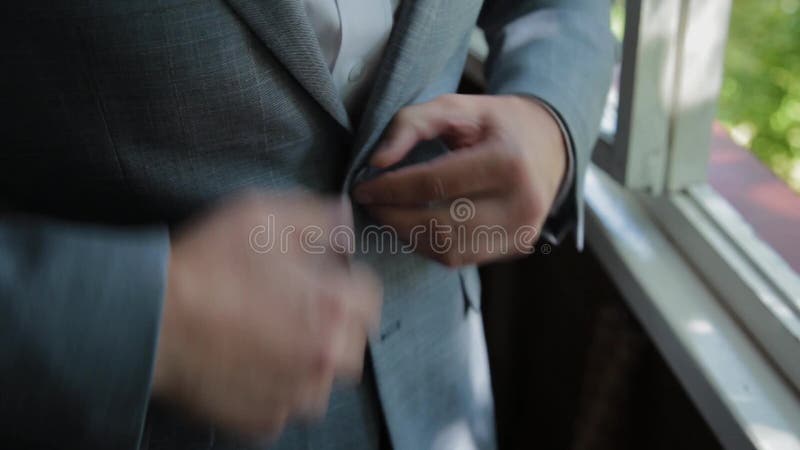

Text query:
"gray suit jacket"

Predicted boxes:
[[0, 0, 614, 448]]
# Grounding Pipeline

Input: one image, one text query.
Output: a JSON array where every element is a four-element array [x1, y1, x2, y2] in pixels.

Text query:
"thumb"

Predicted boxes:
[[370, 96, 481, 168]]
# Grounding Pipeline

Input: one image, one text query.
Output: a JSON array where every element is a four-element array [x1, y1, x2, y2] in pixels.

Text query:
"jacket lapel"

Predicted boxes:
[[346, 0, 441, 180], [225, 0, 351, 130]]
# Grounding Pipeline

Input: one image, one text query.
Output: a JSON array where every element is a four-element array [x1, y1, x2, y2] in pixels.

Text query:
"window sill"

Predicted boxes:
[[585, 165, 800, 450]]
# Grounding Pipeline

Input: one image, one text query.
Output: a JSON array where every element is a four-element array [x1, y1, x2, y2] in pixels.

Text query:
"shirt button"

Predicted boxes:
[[348, 61, 365, 82]]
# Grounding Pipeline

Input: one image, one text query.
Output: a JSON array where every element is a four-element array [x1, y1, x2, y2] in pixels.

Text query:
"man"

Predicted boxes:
[[0, 0, 614, 448]]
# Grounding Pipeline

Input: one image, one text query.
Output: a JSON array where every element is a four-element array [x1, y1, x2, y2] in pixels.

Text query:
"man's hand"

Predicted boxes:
[[353, 94, 567, 266], [152, 192, 382, 439]]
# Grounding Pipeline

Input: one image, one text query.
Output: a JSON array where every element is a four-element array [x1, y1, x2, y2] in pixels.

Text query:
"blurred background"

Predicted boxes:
[[473, 2, 800, 449], [614, 0, 800, 193]]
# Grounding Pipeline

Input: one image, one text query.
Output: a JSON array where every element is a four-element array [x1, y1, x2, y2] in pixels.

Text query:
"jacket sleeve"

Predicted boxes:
[[0, 216, 169, 449], [478, 0, 616, 249]]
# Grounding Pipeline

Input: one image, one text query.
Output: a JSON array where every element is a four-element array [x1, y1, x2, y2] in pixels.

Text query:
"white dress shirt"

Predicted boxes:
[[303, 0, 401, 115], [303, 0, 574, 221]]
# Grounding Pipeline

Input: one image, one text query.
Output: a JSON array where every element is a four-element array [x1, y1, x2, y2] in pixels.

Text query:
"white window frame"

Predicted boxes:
[[595, 1, 800, 448], [584, 167, 800, 450], [465, 0, 800, 448], [595, 0, 800, 392]]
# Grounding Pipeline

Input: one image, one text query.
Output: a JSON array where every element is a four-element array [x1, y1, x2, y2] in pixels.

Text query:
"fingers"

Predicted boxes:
[[229, 410, 289, 442], [344, 263, 384, 335], [290, 262, 382, 420], [354, 141, 511, 206], [245, 192, 355, 260], [207, 375, 292, 439], [370, 95, 484, 168], [292, 265, 381, 423], [288, 195, 354, 236], [338, 264, 382, 380], [366, 198, 524, 266], [317, 263, 382, 381], [294, 365, 334, 420], [168, 190, 383, 441]]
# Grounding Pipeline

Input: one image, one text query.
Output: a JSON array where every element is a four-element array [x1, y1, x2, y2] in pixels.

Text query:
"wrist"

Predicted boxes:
[[513, 95, 568, 201]]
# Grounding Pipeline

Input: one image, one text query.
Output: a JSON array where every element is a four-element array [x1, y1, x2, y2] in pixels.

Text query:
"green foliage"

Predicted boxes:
[[611, 1, 626, 41], [719, 0, 800, 191], [610, 0, 800, 191]]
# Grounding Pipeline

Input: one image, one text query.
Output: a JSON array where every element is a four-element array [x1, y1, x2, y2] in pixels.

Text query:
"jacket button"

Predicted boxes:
[[348, 61, 366, 82]]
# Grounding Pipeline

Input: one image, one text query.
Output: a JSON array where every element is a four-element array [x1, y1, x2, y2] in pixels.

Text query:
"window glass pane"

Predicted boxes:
[[718, 0, 800, 192], [712, 0, 800, 275]]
